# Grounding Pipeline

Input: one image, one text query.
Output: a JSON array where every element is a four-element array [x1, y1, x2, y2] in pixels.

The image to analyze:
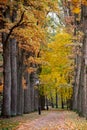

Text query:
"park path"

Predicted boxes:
[[17, 110, 87, 130]]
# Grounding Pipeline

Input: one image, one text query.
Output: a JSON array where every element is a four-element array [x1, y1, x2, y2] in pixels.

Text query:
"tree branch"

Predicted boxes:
[[4, 11, 25, 45]]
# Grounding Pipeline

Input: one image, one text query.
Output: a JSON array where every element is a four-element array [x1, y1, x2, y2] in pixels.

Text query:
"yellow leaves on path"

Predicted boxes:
[[17, 111, 87, 130]]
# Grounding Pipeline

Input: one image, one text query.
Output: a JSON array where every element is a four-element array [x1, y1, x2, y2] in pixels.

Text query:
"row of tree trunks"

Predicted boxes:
[[2, 32, 45, 117], [2, 41, 43, 117], [1, 14, 40, 117], [2, 38, 44, 116], [1, 1, 45, 117]]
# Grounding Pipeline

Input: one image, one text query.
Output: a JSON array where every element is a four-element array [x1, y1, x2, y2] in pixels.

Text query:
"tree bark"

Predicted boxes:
[[30, 72, 35, 112], [24, 72, 31, 113], [34, 87, 38, 111], [2, 34, 11, 117], [73, 53, 81, 111], [55, 89, 58, 108], [77, 5, 87, 116], [40, 95, 45, 110], [17, 49, 24, 115], [10, 39, 17, 116]]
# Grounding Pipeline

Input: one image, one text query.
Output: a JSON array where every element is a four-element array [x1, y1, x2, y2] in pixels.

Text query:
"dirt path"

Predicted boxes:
[[17, 110, 87, 130]]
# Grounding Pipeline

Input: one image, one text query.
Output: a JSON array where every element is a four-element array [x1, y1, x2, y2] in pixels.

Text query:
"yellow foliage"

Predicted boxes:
[[40, 32, 74, 99], [68, 0, 87, 14], [72, 7, 81, 14]]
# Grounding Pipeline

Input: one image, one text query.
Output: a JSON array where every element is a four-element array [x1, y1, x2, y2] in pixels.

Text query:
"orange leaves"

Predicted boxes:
[[28, 56, 35, 64], [72, 7, 81, 14], [0, 0, 7, 4], [0, 84, 3, 92], [82, 0, 87, 5], [22, 77, 27, 89], [26, 56, 42, 66], [27, 67, 36, 74], [68, 0, 81, 14]]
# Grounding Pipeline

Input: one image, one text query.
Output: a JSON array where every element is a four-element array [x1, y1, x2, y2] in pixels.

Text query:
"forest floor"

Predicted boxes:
[[0, 109, 87, 130]]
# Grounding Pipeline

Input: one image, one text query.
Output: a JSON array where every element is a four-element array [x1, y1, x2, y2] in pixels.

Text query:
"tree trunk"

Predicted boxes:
[[82, 5, 87, 118], [34, 87, 38, 111], [17, 49, 24, 115], [30, 72, 35, 112], [61, 94, 64, 109], [45, 96, 49, 110], [80, 5, 87, 117], [1, 3, 11, 117], [76, 5, 87, 117], [2, 34, 11, 117], [55, 89, 58, 108], [10, 39, 17, 116], [77, 69, 82, 114], [73, 53, 81, 111], [51, 96, 54, 108], [24, 72, 31, 113], [40, 95, 45, 110]]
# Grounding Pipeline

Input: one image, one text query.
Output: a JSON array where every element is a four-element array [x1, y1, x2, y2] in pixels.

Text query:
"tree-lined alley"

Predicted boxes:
[[0, 0, 87, 129]]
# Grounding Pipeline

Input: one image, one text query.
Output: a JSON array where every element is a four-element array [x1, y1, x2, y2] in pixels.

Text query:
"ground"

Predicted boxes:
[[17, 110, 87, 130], [0, 110, 87, 130]]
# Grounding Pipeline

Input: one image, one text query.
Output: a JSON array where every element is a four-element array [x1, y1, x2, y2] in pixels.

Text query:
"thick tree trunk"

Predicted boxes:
[[10, 39, 17, 116], [73, 54, 81, 111], [82, 5, 87, 118], [1, 4, 11, 117], [77, 5, 87, 117], [10, 4, 18, 116], [77, 69, 82, 114], [2, 34, 11, 117], [17, 49, 24, 115], [80, 53, 86, 116]]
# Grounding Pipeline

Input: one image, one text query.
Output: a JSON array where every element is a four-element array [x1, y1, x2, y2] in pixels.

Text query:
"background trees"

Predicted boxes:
[[39, 32, 74, 109], [63, 0, 87, 117]]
